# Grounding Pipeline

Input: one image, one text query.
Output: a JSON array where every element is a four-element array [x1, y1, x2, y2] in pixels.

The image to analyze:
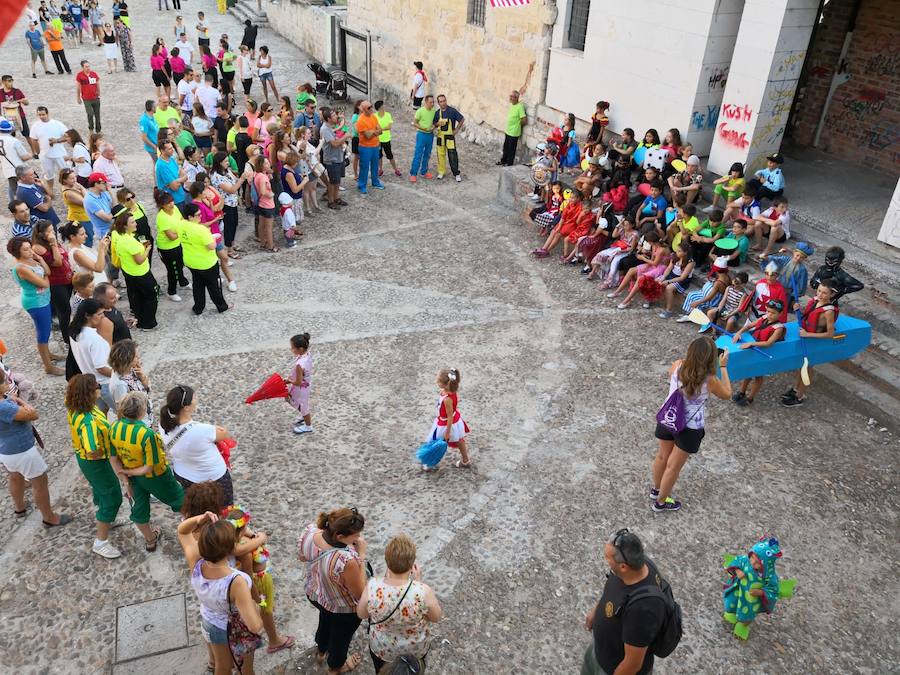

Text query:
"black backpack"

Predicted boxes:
[[621, 576, 683, 658]]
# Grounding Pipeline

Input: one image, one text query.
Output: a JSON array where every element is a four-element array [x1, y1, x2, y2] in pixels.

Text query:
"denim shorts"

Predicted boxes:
[[201, 617, 228, 645]]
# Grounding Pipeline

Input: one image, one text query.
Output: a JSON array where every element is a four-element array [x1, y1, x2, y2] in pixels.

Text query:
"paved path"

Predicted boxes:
[[0, 3, 898, 674]]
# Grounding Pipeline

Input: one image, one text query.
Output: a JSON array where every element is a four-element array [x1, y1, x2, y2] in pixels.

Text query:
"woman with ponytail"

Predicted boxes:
[[159, 384, 235, 505], [297, 507, 368, 674]]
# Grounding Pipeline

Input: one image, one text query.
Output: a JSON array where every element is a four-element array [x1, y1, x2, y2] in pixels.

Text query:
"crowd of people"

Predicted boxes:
[[0, 6, 872, 673]]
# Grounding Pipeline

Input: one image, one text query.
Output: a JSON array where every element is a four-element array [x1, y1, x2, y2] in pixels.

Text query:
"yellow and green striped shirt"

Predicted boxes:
[[68, 406, 112, 461], [109, 418, 169, 477]]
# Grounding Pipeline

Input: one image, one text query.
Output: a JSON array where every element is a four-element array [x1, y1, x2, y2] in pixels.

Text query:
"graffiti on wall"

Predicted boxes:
[[863, 49, 900, 77], [721, 103, 753, 123], [707, 66, 729, 91], [866, 121, 900, 152], [690, 104, 720, 131], [775, 50, 807, 77], [716, 102, 754, 149]]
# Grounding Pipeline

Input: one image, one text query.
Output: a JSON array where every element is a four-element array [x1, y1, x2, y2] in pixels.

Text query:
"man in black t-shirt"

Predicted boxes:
[[233, 115, 252, 175], [582, 529, 668, 675]]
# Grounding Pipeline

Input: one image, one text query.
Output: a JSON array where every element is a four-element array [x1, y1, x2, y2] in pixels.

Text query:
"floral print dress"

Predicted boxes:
[[366, 577, 430, 661]]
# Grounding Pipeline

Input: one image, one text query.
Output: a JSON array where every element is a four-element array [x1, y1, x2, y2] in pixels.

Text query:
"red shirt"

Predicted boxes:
[[76, 71, 100, 100], [1, 87, 26, 120]]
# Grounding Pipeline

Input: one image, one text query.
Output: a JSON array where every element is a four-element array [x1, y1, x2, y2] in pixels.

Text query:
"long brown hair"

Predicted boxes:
[[679, 337, 716, 397], [65, 374, 99, 413], [316, 507, 365, 546]]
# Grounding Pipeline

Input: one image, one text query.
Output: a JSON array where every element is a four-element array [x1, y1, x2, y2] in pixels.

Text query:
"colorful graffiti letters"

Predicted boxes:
[[691, 104, 720, 131], [721, 103, 753, 123], [718, 122, 750, 149]]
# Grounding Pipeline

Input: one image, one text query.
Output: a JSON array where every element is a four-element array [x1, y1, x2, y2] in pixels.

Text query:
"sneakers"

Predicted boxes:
[[92, 540, 122, 559], [732, 391, 745, 403], [651, 497, 682, 512], [581, 265, 591, 275], [182, 282, 193, 290], [409, 175, 417, 183], [781, 391, 805, 407], [649, 487, 659, 500], [378, 169, 384, 177], [616, 302, 629, 310], [359, 187, 368, 194], [293, 423, 314, 434], [732, 391, 753, 406], [675, 314, 693, 323], [531, 248, 549, 258], [424, 172, 434, 179], [167, 293, 183, 303], [659, 310, 673, 319], [227, 280, 237, 292], [780, 387, 796, 401], [338, 186, 346, 191], [371, 183, 385, 190], [455, 175, 462, 182], [642, 302, 651, 309], [394, 169, 402, 177], [702, 204, 716, 213], [437, 174, 444, 180]]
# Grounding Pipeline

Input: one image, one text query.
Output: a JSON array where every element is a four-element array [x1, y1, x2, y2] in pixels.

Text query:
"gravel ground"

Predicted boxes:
[[0, 3, 897, 674]]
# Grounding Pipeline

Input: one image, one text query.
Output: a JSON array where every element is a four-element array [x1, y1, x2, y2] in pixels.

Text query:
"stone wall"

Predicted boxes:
[[344, 0, 556, 149], [789, 0, 900, 174], [265, 0, 343, 66]]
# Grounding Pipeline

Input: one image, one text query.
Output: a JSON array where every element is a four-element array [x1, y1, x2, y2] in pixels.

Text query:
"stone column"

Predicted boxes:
[[708, 0, 819, 175]]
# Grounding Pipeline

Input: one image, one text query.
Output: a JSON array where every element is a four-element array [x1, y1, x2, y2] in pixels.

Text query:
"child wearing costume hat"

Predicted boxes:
[[278, 192, 297, 248], [730, 299, 786, 406], [754, 153, 785, 203], [758, 242, 814, 309], [809, 246, 864, 304], [722, 535, 796, 639]]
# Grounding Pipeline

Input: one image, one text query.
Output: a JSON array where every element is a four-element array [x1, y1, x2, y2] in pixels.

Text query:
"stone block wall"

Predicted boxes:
[[345, 0, 555, 148], [790, 0, 900, 174], [266, 0, 342, 66]]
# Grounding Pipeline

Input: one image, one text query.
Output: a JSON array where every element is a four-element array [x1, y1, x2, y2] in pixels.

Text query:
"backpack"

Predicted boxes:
[[620, 576, 683, 658]]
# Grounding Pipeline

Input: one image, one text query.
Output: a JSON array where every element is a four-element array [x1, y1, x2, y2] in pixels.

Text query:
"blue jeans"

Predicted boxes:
[[357, 145, 382, 189], [410, 132, 434, 176]]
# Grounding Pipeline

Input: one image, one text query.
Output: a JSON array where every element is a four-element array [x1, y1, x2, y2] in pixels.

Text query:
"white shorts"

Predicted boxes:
[[41, 156, 68, 181], [0, 444, 49, 480]]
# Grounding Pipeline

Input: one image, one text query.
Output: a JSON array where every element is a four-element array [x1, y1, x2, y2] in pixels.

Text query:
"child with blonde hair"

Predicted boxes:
[[428, 368, 471, 468]]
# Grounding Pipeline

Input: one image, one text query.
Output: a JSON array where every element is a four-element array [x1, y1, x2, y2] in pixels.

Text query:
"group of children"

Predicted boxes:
[[522, 105, 863, 407]]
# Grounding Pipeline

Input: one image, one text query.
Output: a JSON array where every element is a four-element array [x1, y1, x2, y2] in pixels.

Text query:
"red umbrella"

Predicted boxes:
[[1, 3, 28, 46], [245, 374, 289, 404]]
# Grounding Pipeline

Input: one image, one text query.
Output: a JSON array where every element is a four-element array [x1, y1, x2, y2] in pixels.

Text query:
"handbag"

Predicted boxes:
[[226, 575, 263, 669]]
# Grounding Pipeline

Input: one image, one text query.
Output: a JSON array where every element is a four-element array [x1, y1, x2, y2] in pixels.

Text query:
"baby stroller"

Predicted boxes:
[[307, 62, 349, 101]]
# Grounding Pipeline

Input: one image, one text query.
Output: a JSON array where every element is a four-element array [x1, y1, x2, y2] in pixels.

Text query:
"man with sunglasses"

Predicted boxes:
[[582, 529, 671, 675]]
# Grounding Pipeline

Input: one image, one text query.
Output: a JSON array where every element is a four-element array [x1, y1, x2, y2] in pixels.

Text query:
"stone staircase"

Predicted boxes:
[[229, 0, 270, 28], [499, 165, 900, 430]]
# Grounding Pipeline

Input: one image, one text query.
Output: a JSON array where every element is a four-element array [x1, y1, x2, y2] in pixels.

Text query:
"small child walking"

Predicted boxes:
[[278, 192, 298, 248], [287, 333, 313, 434], [428, 368, 471, 468]]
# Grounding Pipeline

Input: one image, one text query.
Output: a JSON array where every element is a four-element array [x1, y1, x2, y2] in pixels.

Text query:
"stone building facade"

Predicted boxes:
[[788, 0, 900, 174]]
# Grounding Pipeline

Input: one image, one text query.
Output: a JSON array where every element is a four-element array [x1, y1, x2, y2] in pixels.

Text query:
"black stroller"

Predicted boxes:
[[307, 62, 348, 101]]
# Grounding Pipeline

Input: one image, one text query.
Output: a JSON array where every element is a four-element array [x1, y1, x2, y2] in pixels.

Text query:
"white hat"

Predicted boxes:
[[687, 155, 701, 166], [278, 192, 293, 206]]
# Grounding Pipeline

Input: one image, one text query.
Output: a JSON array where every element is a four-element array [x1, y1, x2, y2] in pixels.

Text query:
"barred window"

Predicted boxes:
[[566, 0, 590, 51], [468, 0, 486, 27]]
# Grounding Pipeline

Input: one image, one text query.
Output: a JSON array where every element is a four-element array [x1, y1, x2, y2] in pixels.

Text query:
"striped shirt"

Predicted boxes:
[[109, 418, 169, 477], [67, 406, 112, 460], [12, 215, 39, 239], [298, 523, 361, 613], [722, 286, 749, 315]]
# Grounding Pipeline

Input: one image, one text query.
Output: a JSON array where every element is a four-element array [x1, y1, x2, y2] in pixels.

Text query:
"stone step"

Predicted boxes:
[[502, 164, 900, 427], [229, 0, 270, 27]]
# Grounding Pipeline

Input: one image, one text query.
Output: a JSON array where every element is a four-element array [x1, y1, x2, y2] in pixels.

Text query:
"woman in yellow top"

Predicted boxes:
[[60, 168, 94, 241], [111, 209, 159, 329], [180, 202, 230, 315], [153, 190, 191, 302], [109, 391, 184, 552], [65, 373, 124, 559]]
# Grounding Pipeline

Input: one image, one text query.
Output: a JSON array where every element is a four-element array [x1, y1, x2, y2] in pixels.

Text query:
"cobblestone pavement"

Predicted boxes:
[[0, 4, 898, 674]]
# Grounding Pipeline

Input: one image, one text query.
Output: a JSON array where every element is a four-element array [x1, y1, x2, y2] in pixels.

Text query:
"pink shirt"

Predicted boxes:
[[202, 53, 217, 70], [170, 56, 185, 74], [254, 172, 275, 209], [195, 200, 220, 235], [150, 55, 166, 70]]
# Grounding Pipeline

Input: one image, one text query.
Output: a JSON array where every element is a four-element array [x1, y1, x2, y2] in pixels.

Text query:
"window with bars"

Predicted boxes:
[[468, 0, 486, 27], [566, 0, 591, 51]]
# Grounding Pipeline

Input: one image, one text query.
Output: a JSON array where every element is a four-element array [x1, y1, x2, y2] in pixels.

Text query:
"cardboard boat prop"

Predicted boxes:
[[710, 314, 872, 381]]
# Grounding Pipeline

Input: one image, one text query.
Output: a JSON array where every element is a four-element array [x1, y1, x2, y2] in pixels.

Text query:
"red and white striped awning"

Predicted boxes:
[[490, 0, 530, 7]]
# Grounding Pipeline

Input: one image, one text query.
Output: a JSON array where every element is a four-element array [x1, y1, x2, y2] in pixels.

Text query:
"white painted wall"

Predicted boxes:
[[545, 0, 738, 150], [707, 0, 818, 174], [877, 178, 900, 249]]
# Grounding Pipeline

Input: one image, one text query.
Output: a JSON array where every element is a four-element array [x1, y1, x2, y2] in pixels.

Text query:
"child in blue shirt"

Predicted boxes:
[[754, 152, 785, 202], [636, 180, 667, 234]]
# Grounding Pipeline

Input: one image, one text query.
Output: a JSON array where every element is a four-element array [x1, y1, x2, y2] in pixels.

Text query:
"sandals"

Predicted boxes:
[[455, 460, 472, 469], [227, 251, 242, 260], [14, 503, 30, 518], [266, 635, 295, 654], [42, 514, 73, 529], [145, 526, 162, 552], [338, 653, 361, 673]]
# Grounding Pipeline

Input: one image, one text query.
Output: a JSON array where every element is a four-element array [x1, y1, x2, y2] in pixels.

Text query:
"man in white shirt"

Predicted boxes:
[[0, 119, 34, 202], [175, 33, 194, 66], [92, 143, 125, 190], [28, 105, 68, 198], [196, 11, 211, 48], [177, 67, 200, 123], [195, 73, 221, 120]]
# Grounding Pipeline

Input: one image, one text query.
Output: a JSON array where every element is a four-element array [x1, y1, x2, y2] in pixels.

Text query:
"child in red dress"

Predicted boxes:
[[428, 368, 471, 468]]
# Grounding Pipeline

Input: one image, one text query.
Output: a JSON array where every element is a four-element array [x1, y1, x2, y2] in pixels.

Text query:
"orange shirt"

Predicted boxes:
[[44, 29, 63, 52], [355, 113, 381, 148]]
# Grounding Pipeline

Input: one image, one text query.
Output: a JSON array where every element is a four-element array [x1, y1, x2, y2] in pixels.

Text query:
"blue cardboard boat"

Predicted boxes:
[[714, 314, 872, 381]]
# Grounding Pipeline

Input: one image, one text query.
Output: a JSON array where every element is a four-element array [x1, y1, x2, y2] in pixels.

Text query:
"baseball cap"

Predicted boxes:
[[795, 242, 814, 257], [278, 192, 293, 206], [766, 153, 784, 164], [88, 172, 109, 186], [0, 119, 14, 133]]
